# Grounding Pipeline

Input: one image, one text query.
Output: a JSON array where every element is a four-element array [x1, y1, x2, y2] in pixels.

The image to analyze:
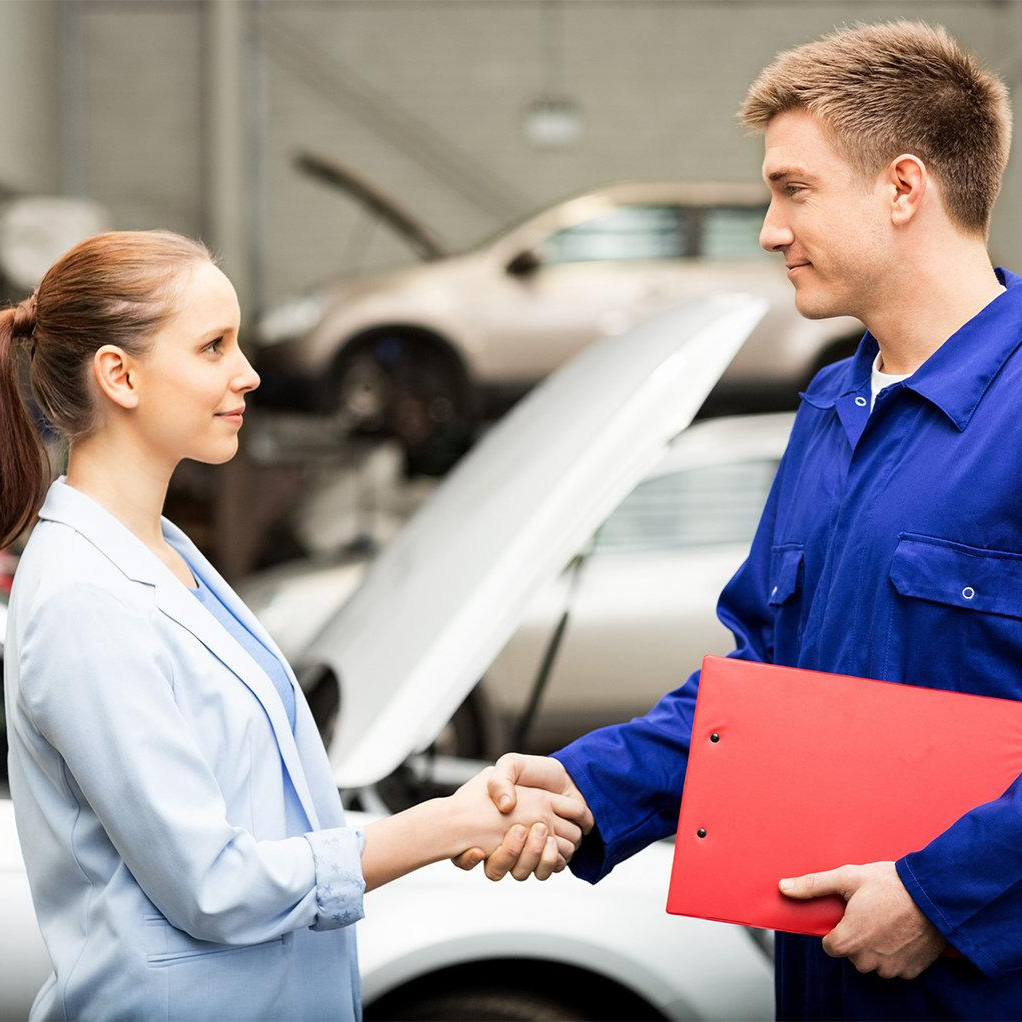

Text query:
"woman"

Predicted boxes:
[[0, 231, 585, 1021]]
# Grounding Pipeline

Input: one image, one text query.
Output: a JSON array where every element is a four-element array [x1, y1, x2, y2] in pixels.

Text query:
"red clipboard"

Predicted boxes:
[[666, 655, 1022, 937]]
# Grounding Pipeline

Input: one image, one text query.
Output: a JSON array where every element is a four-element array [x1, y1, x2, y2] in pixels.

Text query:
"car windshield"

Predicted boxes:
[[540, 204, 770, 264], [593, 458, 780, 552]]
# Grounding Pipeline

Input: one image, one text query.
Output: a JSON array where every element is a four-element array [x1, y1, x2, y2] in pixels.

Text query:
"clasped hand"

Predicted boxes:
[[451, 754, 594, 881], [449, 762, 591, 881]]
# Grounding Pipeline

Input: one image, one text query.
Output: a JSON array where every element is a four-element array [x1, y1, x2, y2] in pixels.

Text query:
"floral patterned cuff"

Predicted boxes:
[[304, 827, 367, 931]]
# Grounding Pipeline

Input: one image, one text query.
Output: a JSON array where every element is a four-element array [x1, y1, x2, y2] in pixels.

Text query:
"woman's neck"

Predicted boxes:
[[65, 440, 174, 549]]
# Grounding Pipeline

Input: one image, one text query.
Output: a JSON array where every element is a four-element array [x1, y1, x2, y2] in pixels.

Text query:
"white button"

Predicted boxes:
[[854, 396, 868, 407], [771, 586, 778, 598], [962, 586, 976, 600]]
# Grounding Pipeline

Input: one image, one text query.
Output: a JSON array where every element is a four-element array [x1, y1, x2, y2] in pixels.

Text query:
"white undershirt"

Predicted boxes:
[[870, 352, 912, 411]]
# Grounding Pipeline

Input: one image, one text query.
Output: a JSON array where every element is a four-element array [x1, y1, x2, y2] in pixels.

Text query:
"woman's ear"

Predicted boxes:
[[887, 154, 927, 227], [93, 346, 139, 410]]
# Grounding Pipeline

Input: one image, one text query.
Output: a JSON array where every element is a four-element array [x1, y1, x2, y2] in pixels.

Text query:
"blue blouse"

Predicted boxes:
[[190, 573, 297, 732]]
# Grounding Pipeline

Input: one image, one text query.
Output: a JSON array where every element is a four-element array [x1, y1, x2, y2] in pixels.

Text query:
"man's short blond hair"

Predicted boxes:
[[740, 21, 1012, 234]]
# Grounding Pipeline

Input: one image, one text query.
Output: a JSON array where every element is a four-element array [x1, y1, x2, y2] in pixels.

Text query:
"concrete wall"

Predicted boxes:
[[0, 0, 63, 195], [19, 0, 1022, 308]]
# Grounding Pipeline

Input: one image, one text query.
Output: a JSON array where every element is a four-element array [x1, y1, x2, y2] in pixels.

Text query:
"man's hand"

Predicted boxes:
[[780, 861, 947, 979], [451, 753, 594, 881]]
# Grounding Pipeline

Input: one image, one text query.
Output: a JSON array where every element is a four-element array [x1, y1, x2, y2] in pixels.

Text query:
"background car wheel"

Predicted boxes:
[[365, 963, 665, 1022], [367, 986, 588, 1021], [333, 331, 475, 476]]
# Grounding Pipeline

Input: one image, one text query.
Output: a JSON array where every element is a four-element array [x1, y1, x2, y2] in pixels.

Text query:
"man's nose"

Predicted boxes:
[[759, 205, 795, 253]]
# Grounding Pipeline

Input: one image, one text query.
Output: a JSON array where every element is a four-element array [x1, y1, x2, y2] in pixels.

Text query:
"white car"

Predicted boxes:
[[241, 411, 793, 755], [1, 297, 777, 1020]]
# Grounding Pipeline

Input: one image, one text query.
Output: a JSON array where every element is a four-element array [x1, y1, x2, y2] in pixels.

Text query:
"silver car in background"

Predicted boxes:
[[253, 157, 858, 470]]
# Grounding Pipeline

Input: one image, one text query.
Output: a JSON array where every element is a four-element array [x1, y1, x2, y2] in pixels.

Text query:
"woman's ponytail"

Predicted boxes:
[[0, 298, 48, 549]]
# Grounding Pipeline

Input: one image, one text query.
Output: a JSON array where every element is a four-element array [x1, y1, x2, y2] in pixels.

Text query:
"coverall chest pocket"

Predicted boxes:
[[769, 544, 806, 665], [885, 533, 1022, 698]]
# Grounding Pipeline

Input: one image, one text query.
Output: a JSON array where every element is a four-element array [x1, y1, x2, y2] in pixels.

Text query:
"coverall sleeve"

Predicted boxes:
[[896, 777, 1022, 978], [552, 444, 788, 883], [18, 582, 365, 944]]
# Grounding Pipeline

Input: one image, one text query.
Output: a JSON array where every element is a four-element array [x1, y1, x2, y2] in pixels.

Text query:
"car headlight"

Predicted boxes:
[[255, 292, 326, 347]]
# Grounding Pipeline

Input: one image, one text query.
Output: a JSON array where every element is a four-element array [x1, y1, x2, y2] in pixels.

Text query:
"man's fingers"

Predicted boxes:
[[451, 847, 485, 871], [553, 835, 575, 862], [534, 837, 560, 882], [483, 825, 528, 882], [549, 793, 594, 833], [510, 823, 549, 882], [551, 816, 582, 849], [780, 865, 860, 901]]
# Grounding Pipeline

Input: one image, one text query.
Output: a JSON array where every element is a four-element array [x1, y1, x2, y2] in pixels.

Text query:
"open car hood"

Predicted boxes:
[[305, 295, 767, 787], [294, 151, 446, 262]]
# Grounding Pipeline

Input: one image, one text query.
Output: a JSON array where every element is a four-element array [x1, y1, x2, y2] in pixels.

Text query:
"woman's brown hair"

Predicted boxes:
[[0, 230, 213, 549]]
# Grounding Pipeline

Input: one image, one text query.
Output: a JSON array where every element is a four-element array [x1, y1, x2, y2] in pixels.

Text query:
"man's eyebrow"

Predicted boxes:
[[766, 167, 817, 183]]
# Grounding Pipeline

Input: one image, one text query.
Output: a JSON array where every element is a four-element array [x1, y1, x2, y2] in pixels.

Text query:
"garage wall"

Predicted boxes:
[[0, 0, 62, 195], [57, 0, 1022, 308]]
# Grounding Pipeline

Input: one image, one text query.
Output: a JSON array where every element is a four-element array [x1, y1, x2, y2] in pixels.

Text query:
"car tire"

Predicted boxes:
[[333, 333, 475, 476], [366, 985, 588, 1021]]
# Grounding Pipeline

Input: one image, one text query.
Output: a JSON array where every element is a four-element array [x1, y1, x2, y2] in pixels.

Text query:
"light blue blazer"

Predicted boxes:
[[4, 478, 365, 1021]]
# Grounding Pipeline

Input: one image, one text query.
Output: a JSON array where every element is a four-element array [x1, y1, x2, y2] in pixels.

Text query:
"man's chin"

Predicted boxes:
[[793, 288, 846, 321]]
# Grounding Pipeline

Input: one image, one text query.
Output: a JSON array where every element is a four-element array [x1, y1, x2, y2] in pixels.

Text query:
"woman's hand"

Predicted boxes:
[[446, 767, 585, 880]]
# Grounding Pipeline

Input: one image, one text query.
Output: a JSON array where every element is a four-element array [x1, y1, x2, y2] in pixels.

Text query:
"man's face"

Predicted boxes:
[[760, 110, 890, 321]]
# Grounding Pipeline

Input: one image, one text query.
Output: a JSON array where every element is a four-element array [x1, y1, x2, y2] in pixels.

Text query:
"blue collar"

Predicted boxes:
[[800, 267, 1022, 431]]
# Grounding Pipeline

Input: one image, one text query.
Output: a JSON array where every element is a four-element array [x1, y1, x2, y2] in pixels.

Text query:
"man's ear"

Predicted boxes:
[[93, 346, 139, 410], [887, 154, 927, 227]]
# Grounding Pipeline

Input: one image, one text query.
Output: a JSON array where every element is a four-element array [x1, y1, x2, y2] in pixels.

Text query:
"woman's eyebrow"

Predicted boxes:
[[201, 326, 235, 339]]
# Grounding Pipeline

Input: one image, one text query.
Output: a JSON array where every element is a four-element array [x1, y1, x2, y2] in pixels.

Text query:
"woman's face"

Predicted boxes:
[[131, 260, 259, 467]]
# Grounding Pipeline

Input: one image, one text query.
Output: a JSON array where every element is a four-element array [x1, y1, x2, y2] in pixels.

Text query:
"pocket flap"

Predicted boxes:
[[890, 534, 1022, 619], [769, 546, 805, 606]]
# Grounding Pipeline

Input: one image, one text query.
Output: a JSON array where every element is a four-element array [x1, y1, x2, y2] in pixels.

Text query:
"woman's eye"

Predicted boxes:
[[204, 336, 224, 354]]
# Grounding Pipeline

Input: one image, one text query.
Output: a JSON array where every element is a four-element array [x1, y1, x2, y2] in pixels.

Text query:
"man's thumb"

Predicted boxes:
[[487, 755, 520, 813]]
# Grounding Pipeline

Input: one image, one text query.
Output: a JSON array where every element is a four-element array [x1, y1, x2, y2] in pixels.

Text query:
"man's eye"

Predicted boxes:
[[204, 336, 224, 354], [785, 184, 806, 196]]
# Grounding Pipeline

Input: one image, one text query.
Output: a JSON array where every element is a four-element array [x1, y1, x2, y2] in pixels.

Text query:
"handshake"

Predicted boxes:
[[447, 753, 594, 882]]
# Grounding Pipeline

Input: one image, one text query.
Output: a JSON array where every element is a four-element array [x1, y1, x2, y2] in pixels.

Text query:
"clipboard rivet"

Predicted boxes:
[[710, 732, 720, 743], [697, 828, 707, 838]]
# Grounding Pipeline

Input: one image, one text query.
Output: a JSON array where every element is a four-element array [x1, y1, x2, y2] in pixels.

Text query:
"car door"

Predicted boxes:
[[476, 205, 703, 383]]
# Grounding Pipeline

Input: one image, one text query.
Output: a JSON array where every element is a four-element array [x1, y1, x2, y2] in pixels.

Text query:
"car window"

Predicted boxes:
[[593, 458, 780, 553], [702, 206, 771, 260], [541, 204, 770, 265], [542, 206, 697, 263]]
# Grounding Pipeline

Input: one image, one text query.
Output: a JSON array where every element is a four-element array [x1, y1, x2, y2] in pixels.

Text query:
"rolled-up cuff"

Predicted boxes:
[[304, 827, 367, 931]]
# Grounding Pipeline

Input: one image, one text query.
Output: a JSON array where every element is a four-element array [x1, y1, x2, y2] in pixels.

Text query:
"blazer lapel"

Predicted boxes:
[[37, 478, 322, 832], [151, 579, 321, 831]]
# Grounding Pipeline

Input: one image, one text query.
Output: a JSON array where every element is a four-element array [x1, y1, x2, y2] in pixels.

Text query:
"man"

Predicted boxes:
[[456, 20, 1022, 1019]]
